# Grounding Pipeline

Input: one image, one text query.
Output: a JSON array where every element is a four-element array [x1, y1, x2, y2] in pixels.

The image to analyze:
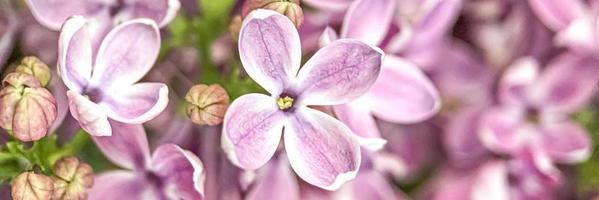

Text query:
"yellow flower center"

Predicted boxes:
[[277, 96, 294, 110]]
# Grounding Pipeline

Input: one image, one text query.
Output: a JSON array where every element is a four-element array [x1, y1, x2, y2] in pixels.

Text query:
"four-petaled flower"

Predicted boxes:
[[58, 16, 168, 136], [222, 9, 384, 190], [26, 0, 180, 31], [89, 120, 205, 200], [479, 55, 599, 165]]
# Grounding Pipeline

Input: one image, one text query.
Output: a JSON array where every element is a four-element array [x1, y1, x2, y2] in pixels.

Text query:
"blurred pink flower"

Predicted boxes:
[[58, 16, 168, 136], [320, 0, 441, 150], [479, 55, 598, 165], [222, 9, 383, 190], [26, 0, 180, 31], [89, 121, 205, 199]]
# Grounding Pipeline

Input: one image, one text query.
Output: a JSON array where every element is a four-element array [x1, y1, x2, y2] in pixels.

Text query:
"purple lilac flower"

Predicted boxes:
[[321, 0, 441, 150], [479, 55, 598, 165], [89, 120, 205, 199], [58, 16, 168, 136], [26, 0, 180, 31], [222, 9, 384, 190]]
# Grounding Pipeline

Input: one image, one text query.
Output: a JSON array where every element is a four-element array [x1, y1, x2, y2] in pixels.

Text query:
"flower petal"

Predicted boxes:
[[478, 106, 527, 154], [318, 26, 338, 46], [151, 144, 205, 200], [221, 93, 285, 170], [297, 39, 383, 105], [412, 0, 462, 40], [471, 161, 510, 200], [335, 170, 405, 200], [368, 55, 440, 123], [527, 0, 586, 31], [119, 0, 180, 27], [284, 107, 360, 190], [444, 106, 490, 165], [58, 16, 93, 93], [340, 0, 395, 46], [91, 19, 160, 88], [88, 171, 159, 200], [101, 83, 168, 124], [25, 0, 107, 30], [530, 53, 599, 113], [333, 101, 387, 151], [246, 156, 300, 200], [238, 9, 301, 95], [92, 120, 151, 170], [540, 122, 592, 163], [67, 91, 111, 136], [499, 57, 540, 105], [301, 0, 353, 11]]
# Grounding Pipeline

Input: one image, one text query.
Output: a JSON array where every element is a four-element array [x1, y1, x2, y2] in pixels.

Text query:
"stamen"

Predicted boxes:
[[277, 96, 294, 111]]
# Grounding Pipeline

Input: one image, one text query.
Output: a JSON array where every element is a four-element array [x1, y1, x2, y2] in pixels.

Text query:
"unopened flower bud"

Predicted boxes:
[[15, 56, 51, 87], [185, 84, 230, 126], [11, 172, 54, 200], [0, 73, 57, 141], [52, 156, 94, 200], [241, 0, 304, 27]]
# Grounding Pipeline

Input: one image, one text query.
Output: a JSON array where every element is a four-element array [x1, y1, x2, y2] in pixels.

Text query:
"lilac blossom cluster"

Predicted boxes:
[[0, 0, 598, 199]]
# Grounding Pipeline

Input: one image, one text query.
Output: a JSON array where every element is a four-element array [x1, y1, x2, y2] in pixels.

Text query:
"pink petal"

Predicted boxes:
[[368, 55, 440, 123], [91, 19, 161, 88], [527, 0, 586, 31], [412, 0, 462, 40], [333, 101, 387, 151], [246, 156, 300, 200], [318, 26, 338, 46], [478, 106, 527, 155], [222, 93, 285, 170], [92, 120, 151, 170], [284, 107, 360, 190], [296, 39, 383, 105], [336, 169, 406, 200], [530, 53, 599, 113], [88, 171, 158, 200], [471, 161, 510, 200], [58, 16, 93, 93], [238, 9, 301, 95], [119, 0, 180, 27], [151, 144, 205, 200], [25, 0, 108, 30], [301, 0, 353, 11], [67, 91, 111, 136], [499, 57, 540, 105], [12, 88, 57, 141], [444, 106, 490, 165], [340, 0, 396, 46], [101, 83, 168, 124], [555, 16, 598, 51], [540, 121, 592, 163]]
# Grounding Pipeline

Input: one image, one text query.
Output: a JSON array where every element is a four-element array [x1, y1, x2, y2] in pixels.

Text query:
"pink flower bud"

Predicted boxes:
[[15, 56, 52, 87], [52, 156, 94, 200], [11, 172, 54, 200], [185, 84, 230, 126], [0, 73, 57, 141]]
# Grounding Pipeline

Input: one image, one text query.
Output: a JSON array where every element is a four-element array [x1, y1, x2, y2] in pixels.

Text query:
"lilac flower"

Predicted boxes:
[[321, 0, 440, 150], [26, 0, 180, 31], [385, 0, 463, 70], [89, 120, 205, 199], [222, 9, 384, 190], [528, 0, 599, 53], [479, 55, 598, 165], [58, 16, 168, 136], [0, 0, 17, 70], [427, 149, 561, 200], [245, 155, 300, 200]]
